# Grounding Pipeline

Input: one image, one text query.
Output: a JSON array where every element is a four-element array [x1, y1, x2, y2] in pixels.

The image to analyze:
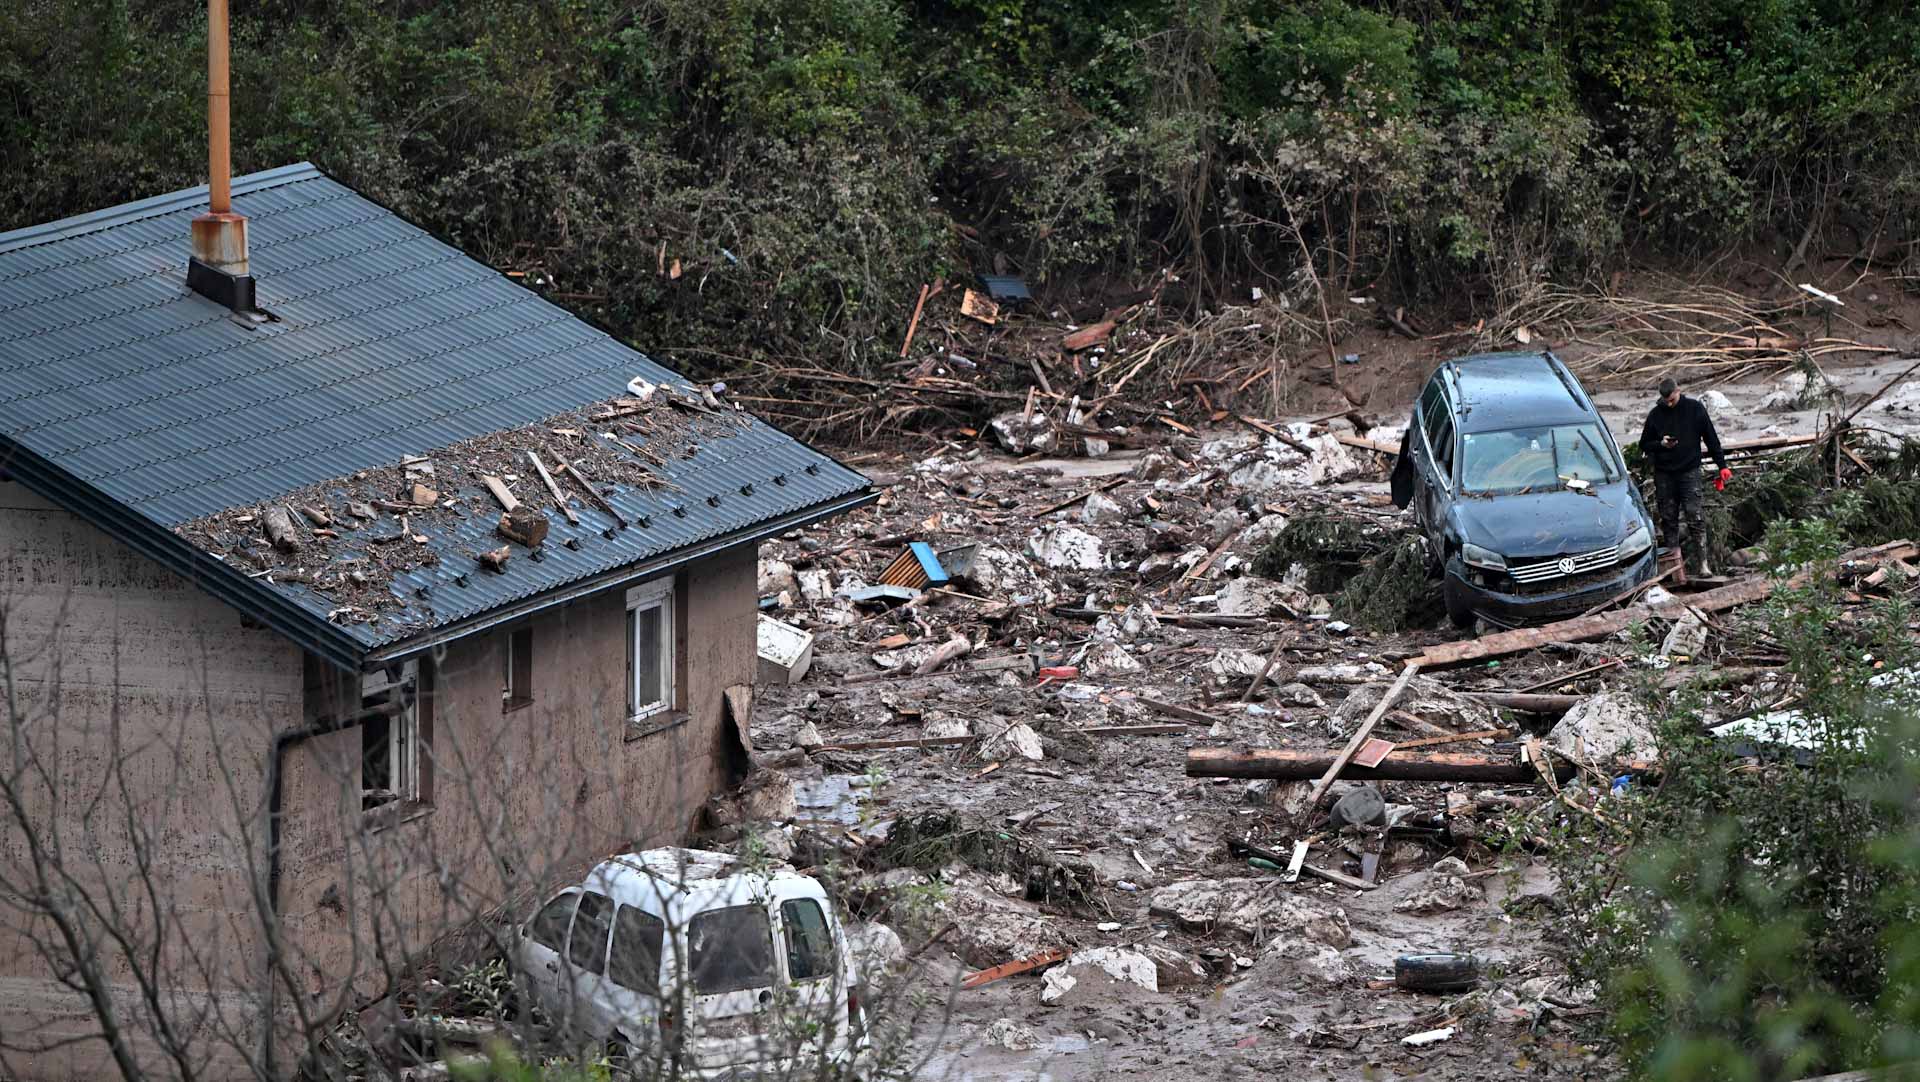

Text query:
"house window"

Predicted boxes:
[[626, 579, 675, 721], [363, 658, 429, 811], [503, 625, 533, 712]]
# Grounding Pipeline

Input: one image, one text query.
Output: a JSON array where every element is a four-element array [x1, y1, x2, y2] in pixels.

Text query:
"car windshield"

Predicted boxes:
[[1459, 424, 1618, 495]]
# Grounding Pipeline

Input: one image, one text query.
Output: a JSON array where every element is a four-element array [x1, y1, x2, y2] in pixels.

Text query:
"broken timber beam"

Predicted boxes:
[[527, 451, 579, 525], [1409, 541, 1915, 670], [1303, 662, 1420, 813], [1191, 747, 1556, 784], [1135, 696, 1224, 727], [1465, 692, 1583, 714], [480, 475, 520, 512]]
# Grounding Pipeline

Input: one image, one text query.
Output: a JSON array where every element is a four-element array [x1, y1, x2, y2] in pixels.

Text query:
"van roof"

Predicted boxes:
[[1443, 352, 1595, 433], [580, 847, 820, 919]]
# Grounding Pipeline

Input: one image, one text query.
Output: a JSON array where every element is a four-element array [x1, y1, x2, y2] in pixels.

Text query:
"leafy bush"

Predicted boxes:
[[1554, 519, 1920, 1079]]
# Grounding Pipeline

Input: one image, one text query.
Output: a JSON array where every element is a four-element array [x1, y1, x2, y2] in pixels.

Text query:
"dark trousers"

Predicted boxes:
[[1654, 468, 1707, 571]]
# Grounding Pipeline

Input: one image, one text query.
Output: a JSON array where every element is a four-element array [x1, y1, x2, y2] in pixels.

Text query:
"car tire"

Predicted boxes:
[[1442, 574, 1477, 629]]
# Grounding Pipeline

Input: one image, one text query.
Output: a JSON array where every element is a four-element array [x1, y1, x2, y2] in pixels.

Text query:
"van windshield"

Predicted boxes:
[[1460, 424, 1618, 495], [688, 905, 775, 995]]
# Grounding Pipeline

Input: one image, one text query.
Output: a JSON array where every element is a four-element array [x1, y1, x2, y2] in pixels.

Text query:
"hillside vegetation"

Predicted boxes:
[[5, 1, 1917, 377]]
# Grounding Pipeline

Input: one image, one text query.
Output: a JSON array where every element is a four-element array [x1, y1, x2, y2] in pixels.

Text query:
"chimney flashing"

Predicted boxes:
[[188, 256, 256, 314]]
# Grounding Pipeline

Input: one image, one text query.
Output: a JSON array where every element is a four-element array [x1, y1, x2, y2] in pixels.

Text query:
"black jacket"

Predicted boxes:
[[1639, 396, 1726, 474]]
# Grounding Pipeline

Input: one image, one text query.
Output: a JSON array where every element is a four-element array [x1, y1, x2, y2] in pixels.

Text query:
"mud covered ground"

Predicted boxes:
[[720, 354, 1920, 1082]]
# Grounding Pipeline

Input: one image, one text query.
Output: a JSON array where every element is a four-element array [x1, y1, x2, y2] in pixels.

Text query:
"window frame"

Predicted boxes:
[[625, 579, 676, 722], [608, 904, 667, 994], [778, 898, 838, 984], [528, 890, 581, 955], [1419, 380, 1457, 491], [362, 658, 430, 813], [567, 889, 615, 976], [503, 624, 534, 713]]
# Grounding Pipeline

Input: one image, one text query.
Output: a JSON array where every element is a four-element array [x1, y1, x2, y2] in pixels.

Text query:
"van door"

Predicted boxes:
[[563, 889, 618, 1042], [601, 903, 670, 1061], [775, 894, 846, 1062], [518, 890, 580, 1025], [685, 901, 780, 1066]]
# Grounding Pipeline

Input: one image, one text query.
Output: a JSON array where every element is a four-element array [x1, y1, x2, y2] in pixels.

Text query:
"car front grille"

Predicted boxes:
[[1508, 545, 1622, 585]]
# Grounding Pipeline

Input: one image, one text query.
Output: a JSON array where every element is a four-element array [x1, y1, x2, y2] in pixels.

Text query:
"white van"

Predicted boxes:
[[513, 848, 869, 1080]]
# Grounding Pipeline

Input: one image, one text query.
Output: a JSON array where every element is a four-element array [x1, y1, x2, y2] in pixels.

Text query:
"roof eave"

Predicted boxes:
[[0, 435, 371, 670]]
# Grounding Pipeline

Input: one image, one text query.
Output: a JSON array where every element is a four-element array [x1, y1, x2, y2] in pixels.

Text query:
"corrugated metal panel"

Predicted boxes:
[[0, 163, 872, 660]]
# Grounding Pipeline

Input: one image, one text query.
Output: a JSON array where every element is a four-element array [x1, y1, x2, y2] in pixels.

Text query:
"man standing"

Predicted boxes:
[[1639, 377, 1730, 576]]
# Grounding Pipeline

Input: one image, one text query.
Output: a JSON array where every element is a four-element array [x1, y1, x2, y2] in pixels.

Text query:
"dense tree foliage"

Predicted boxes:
[[5, 1, 1917, 375]]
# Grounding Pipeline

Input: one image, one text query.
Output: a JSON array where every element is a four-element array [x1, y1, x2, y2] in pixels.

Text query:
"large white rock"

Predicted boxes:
[[1083, 639, 1142, 676], [848, 921, 906, 972], [1216, 576, 1298, 617], [1208, 648, 1269, 679], [1148, 879, 1351, 945], [1066, 946, 1159, 991], [1662, 611, 1708, 659], [979, 722, 1044, 762], [1079, 491, 1126, 524], [1030, 526, 1108, 571], [757, 557, 800, 598], [1546, 691, 1659, 761], [1331, 674, 1499, 737], [989, 410, 1057, 453]]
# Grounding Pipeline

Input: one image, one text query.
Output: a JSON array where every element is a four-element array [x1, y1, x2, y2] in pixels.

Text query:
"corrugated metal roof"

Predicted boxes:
[[0, 164, 873, 667]]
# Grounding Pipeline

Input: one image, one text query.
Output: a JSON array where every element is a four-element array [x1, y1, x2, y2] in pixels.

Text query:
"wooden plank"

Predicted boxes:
[[1465, 692, 1583, 714], [1190, 747, 1543, 784], [557, 460, 628, 529], [480, 475, 520, 512], [527, 451, 579, 525], [1242, 630, 1295, 704], [959, 948, 1068, 989], [814, 735, 973, 753], [1413, 541, 1916, 669], [1303, 662, 1420, 813], [1060, 724, 1188, 737], [1353, 738, 1395, 768], [1136, 696, 1224, 727]]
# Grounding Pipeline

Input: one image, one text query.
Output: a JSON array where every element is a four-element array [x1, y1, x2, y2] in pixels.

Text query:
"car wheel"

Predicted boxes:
[[1443, 574, 1477, 629]]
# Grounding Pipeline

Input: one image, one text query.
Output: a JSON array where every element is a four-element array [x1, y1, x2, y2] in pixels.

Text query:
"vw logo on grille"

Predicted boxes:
[[1557, 557, 1578, 575]]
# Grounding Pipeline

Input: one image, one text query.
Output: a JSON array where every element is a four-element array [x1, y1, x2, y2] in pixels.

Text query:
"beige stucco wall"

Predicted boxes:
[[0, 480, 756, 1079], [274, 544, 756, 1009], [0, 481, 302, 1080]]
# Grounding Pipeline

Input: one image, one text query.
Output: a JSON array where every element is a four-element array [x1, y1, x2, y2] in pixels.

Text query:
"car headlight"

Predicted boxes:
[[1619, 523, 1652, 557], [1461, 542, 1506, 570]]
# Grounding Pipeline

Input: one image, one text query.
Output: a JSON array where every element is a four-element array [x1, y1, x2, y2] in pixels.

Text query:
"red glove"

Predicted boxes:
[[1716, 467, 1731, 492]]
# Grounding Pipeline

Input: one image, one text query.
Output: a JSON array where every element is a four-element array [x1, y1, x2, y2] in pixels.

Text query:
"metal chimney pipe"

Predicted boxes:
[[189, 0, 252, 307], [207, 0, 231, 213]]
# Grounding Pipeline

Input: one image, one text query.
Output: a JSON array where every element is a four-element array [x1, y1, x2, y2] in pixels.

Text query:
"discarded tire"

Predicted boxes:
[[1394, 953, 1479, 993]]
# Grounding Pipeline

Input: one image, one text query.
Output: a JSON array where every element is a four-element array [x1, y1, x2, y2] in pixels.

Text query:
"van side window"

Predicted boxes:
[[529, 892, 578, 954], [609, 906, 665, 993], [689, 905, 775, 994], [780, 899, 836, 982], [568, 890, 614, 974]]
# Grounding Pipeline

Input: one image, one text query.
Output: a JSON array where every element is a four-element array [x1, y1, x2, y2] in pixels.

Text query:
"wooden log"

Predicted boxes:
[[1465, 692, 1584, 714], [298, 504, 332, 527], [1190, 747, 1546, 784], [480, 475, 520, 512], [959, 948, 1068, 990], [527, 451, 579, 526], [497, 507, 549, 548], [261, 507, 301, 553], [914, 636, 973, 676], [1304, 662, 1420, 812], [814, 735, 973, 752]]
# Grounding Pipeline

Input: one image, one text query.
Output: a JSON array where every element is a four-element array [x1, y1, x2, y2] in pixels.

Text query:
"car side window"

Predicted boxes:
[[780, 898, 837, 982], [608, 905, 665, 993], [529, 892, 579, 954], [1431, 410, 1456, 481], [568, 890, 614, 974]]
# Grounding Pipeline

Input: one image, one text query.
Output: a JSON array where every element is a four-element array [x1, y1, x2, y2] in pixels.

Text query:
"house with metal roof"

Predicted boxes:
[[0, 157, 872, 1078]]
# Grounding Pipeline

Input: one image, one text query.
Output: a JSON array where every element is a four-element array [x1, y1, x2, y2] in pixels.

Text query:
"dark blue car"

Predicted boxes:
[[1390, 351, 1657, 628]]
